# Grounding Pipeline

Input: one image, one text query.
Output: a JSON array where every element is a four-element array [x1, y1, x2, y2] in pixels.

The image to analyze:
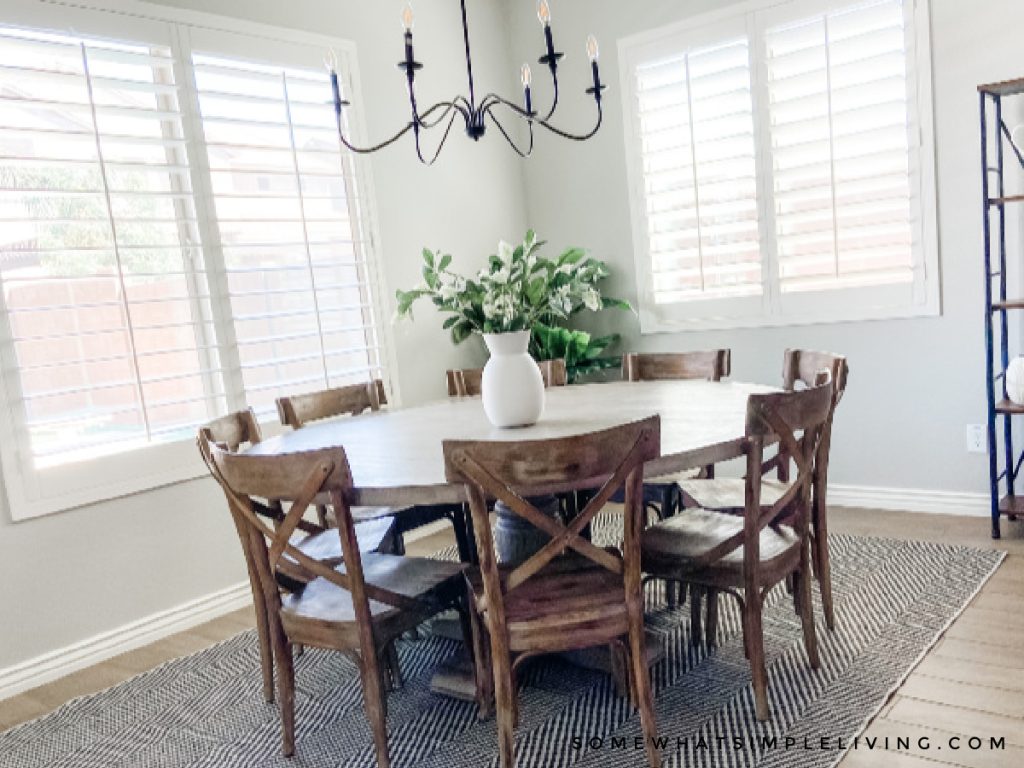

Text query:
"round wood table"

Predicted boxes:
[[246, 379, 777, 699], [246, 379, 777, 507]]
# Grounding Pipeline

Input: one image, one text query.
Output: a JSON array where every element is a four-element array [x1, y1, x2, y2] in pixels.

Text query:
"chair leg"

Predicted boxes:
[[665, 579, 677, 609], [359, 646, 391, 768], [467, 599, 493, 719], [270, 629, 296, 756], [385, 640, 403, 690], [609, 640, 635, 703], [450, 506, 473, 564], [627, 596, 661, 767], [490, 640, 516, 768], [690, 585, 703, 646], [743, 591, 770, 722], [249, 570, 275, 704], [797, 549, 821, 670], [705, 589, 719, 649], [814, 506, 836, 631]]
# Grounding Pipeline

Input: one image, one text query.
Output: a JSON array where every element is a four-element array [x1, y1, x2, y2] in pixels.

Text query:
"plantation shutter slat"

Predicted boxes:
[[634, 36, 763, 305], [765, 0, 915, 292], [0, 24, 223, 466], [190, 52, 382, 416]]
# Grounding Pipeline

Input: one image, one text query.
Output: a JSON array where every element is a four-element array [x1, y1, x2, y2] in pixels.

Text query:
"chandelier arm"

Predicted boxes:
[[413, 109, 460, 165], [418, 100, 468, 129], [542, 66, 560, 121], [484, 93, 604, 142], [332, 96, 462, 154], [334, 110, 415, 154], [484, 107, 534, 158], [534, 102, 603, 141]]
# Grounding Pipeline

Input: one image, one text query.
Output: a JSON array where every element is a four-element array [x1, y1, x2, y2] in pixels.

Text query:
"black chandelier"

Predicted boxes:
[[325, 0, 606, 164]]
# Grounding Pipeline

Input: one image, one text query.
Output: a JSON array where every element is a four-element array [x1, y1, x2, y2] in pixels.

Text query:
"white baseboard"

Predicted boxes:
[[0, 580, 250, 702], [0, 484, 992, 704], [828, 484, 990, 517]]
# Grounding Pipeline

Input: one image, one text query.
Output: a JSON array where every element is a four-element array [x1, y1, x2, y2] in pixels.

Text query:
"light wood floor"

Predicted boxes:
[[1, 507, 1022, 768]]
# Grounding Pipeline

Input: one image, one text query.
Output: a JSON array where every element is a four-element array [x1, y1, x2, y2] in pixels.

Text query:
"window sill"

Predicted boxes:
[[638, 294, 941, 334]]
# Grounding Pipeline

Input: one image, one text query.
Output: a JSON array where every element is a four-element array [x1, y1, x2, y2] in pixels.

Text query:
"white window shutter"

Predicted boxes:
[[189, 53, 382, 417], [0, 25, 222, 467], [634, 37, 763, 305], [764, 0, 915, 293]]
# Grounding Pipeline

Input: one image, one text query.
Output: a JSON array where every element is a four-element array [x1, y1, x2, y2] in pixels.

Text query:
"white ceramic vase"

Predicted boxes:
[[481, 330, 545, 428], [1007, 357, 1024, 404]]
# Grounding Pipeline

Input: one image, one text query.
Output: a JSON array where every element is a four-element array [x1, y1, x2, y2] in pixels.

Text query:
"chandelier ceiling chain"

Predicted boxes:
[[325, 0, 606, 164]]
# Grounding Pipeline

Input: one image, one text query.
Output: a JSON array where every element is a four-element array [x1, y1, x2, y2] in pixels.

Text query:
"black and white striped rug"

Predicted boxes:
[[0, 526, 1003, 768]]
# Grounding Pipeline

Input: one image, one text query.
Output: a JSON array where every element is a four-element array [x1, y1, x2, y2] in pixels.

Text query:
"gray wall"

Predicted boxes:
[[506, 0, 1024, 493], [0, 0, 525, 671], [1, 0, 1019, 675]]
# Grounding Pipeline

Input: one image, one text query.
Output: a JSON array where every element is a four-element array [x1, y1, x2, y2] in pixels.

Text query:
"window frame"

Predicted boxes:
[[618, 0, 939, 334], [0, 0, 396, 521]]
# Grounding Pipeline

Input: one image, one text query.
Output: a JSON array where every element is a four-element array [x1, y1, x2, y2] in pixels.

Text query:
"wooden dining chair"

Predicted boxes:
[[446, 358, 568, 396], [677, 349, 849, 629], [622, 350, 731, 384], [197, 412, 397, 704], [206, 443, 470, 768], [621, 350, 731, 517], [444, 417, 663, 768], [618, 350, 731, 608], [276, 379, 387, 429], [641, 382, 832, 721], [276, 380, 472, 559]]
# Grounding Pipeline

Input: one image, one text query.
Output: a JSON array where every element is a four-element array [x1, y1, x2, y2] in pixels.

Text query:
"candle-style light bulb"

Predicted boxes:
[[537, 0, 551, 27], [586, 34, 600, 63], [401, 3, 415, 32], [323, 48, 338, 74], [521, 63, 533, 88]]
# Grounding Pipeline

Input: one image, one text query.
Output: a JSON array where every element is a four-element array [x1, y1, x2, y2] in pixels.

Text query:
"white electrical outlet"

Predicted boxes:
[[967, 424, 987, 453]]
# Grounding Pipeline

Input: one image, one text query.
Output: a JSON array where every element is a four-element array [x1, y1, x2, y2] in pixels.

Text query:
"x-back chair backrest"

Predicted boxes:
[[622, 350, 731, 382], [782, 350, 848, 408], [205, 445, 427, 617], [199, 408, 262, 452], [743, 380, 833, 552], [276, 379, 387, 430], [774, 350, 848, 481], [443, 417, 660, 596], [198, 409, 291, 527], [446, 359, 567, 397]]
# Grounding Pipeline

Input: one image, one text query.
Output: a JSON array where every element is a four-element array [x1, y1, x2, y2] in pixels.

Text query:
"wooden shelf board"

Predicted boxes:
[[989, 195, 1024, 206], [995, 399, 1024, 415], [999, 495, 1024, 516], [992, 299, 1024, 310], [979, 78, 1024, 96]]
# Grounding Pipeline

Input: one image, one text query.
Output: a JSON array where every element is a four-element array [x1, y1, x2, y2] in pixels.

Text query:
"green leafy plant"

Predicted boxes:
[[530, 323, 622, 382], [395, 230, 631, 380]]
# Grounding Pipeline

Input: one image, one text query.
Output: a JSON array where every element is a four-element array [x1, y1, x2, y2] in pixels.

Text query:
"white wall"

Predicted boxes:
[[0, 0, 525, 672], [506, 0, 1024, 494]]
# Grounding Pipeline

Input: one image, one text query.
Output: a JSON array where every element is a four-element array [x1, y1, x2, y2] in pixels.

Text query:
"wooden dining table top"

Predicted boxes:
[[245, 379, 777, 506]]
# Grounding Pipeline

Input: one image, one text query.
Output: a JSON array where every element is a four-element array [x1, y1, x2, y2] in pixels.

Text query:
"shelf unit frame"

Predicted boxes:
[[980, 77, 1024, 539]]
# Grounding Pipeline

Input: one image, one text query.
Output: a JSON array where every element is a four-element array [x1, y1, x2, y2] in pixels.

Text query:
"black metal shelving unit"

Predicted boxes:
[[980, 78, 1024, 539]]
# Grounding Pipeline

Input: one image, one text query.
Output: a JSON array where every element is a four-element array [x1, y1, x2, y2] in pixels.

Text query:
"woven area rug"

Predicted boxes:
[[0, 521, 1004, 768]]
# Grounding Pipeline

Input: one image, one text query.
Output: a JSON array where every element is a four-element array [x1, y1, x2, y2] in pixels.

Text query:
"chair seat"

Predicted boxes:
[[678, 477, 792, 511], [644, 467, 702, 486], [281, 553, 466, 627], [276, 517, 397, 589], [322, 505, 406, 527], [641, 508, 800, 580], [467, 559, 629, 654]]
